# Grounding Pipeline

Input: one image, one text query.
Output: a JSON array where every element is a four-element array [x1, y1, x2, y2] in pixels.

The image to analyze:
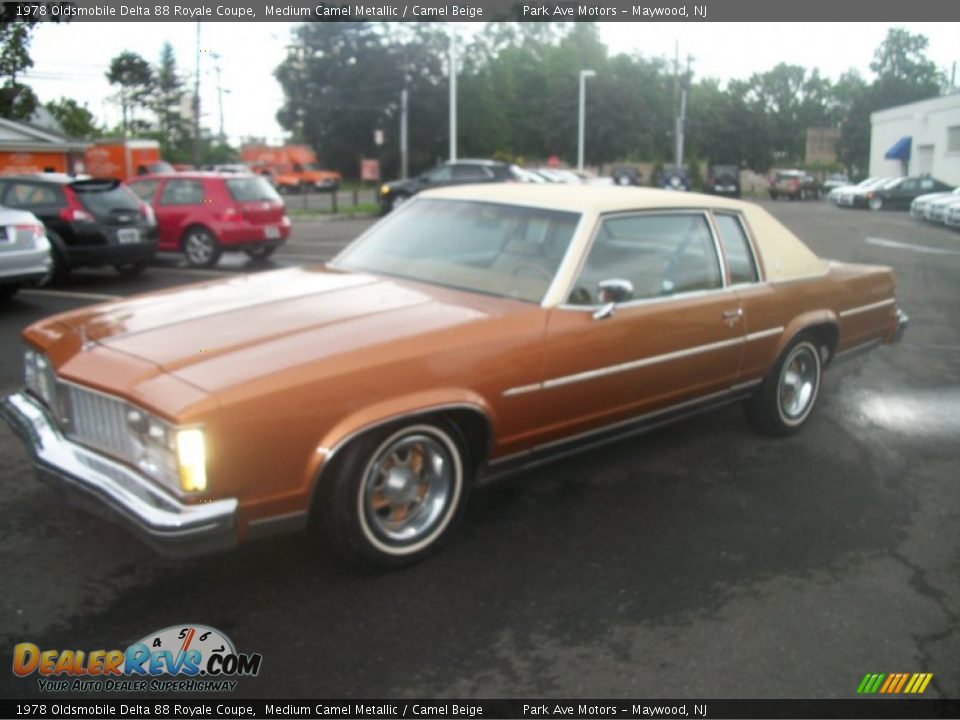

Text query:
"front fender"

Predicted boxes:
[[307, 387, 496, 488]]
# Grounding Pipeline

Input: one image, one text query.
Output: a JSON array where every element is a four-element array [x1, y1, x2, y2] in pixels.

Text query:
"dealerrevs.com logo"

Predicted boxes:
[[12, 624, 262, 693]]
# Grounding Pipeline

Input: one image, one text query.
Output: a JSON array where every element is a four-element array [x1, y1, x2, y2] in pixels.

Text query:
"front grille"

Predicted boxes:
[[60, 382, 135, 461]]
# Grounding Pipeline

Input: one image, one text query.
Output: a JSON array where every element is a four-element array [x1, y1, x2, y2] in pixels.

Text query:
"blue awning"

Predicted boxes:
[[884, 136, 912, 161]]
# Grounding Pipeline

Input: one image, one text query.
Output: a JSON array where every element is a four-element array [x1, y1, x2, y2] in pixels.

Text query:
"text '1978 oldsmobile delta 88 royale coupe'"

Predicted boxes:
[[1, 185, 908, 566]]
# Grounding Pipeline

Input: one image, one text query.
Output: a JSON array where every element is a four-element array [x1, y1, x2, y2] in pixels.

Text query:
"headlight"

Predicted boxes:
[[379, 184, 390, 196], [127, 409, 207, 494], [176, 429, 207, 493], [24, 348, 56, 409]]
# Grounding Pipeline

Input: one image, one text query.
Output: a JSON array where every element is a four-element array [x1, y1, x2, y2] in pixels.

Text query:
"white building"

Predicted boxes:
[[870, 93, 960, 185]]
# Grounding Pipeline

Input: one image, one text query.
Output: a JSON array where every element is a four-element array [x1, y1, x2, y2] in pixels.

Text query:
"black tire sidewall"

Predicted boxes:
[[317, 419, 472, 567], [746, 336, 822, 437]]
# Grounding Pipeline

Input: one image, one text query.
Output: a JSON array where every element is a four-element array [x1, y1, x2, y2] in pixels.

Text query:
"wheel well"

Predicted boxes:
[[306, 405, 493, 525], [801, 322, 839, 365], [435, 407, 492, 469]]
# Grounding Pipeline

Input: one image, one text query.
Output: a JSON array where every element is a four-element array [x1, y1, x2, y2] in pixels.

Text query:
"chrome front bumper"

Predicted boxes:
[[0, 392, 238, 558]]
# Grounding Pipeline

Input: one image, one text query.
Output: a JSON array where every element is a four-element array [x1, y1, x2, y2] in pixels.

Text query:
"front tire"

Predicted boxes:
[[316, 420, 471, 567], [745, 335, 823, 437], [869, 196, 883, 211], [182, 226, 222, 268]]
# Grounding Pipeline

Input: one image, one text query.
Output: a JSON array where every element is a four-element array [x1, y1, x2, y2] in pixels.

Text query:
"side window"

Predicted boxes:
[[452, 165, 490, 179], [424, 166, 453, 182], [919, 179, 935, 190], [159, 179, 205, 206], [1, 182, 64, 209], [568, 213, 722, 305], [128, 180, 159, 203], [714, 214, 759, 285], [900, 179, 917, 191]]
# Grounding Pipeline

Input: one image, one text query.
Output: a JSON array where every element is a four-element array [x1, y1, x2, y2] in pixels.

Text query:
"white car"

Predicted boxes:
[[830, 177, 888, 207], [911, 187, 960, 219], [922, 188, 960, 224], [945, 203, 960, 229], [0, 205, 52, 300]]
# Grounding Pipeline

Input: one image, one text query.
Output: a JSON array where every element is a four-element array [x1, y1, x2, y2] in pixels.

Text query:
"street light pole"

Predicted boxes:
[[577, 69, 596, 172], [449, 26, 458, 162]]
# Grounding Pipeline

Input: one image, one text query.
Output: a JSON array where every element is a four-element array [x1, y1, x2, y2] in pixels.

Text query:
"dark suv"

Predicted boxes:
[[379, 160, 520, 213], [0, 174, 158, 281]]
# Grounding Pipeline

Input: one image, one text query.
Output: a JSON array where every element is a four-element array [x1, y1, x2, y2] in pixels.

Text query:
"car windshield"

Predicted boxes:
[[226, 176, 281, 202], [334, 198, 581, 303]]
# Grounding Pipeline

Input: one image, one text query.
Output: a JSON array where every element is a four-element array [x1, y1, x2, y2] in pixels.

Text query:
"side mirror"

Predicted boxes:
[[593, 278, 634, 320]]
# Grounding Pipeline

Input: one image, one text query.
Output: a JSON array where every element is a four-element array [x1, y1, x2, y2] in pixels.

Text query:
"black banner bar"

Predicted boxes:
[[1, 0, 959, 22], [2, 699, 960, 720]]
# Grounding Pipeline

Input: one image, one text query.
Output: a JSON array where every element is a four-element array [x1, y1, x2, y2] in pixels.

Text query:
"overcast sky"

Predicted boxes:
[[22, 22, 960, 144]]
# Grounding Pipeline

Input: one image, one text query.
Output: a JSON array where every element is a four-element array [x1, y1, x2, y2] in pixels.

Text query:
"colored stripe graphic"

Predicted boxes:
[[857, 673, 933, 694]]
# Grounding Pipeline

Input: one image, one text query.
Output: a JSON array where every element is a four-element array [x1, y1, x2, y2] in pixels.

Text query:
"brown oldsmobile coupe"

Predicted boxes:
[[1, 185, 908, 565]]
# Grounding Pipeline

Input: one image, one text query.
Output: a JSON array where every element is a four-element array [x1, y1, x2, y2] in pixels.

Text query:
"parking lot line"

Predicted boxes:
[[865, 236, 960, 256], [19, 289, 121, 302]]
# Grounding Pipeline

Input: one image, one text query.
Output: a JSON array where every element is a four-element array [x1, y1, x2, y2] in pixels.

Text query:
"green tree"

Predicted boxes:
[[834, 29, 943, 175], [151, 43, 192, 161], [106, 51, 155, 135], [44, 97, 100, 138], [0, 22, 39, 119]]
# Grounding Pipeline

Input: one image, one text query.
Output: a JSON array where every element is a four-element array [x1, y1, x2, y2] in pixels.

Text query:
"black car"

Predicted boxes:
[[379, 160, 519, 213], [611, 164, 643, 186], [858, 176, 953, 211], [654, 166, 692, 191], [0, 174, 158, 282], [704, 165, 741, 197]]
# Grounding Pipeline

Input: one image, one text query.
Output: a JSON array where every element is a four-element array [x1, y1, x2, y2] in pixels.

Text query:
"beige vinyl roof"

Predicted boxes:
[[420, 183, 828, 283]]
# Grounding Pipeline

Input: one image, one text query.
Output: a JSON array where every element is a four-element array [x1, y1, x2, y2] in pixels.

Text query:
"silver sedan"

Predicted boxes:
[[0, 205, 52, 300]]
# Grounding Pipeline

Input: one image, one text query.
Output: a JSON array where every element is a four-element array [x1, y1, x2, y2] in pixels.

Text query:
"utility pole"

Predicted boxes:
[[449, 26, 457, 162], [400, 88, 409, 180], [212, 52, 225, 144], [675, 53, 692, 171], [193, 22, 202, 167]]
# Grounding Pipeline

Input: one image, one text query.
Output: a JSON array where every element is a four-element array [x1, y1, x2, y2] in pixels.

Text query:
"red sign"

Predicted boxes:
[[547, 155, 560, 169], [360, 159, 380, 182]]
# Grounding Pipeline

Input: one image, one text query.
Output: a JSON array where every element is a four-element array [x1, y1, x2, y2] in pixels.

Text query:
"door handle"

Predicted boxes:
[[722, 308, 743, 319]]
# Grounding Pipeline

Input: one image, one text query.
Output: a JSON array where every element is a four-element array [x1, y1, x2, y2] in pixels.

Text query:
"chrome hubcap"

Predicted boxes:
[[779, 345, 818, 420], [363, 434, 453, 544], [185, 233, 213, 264]]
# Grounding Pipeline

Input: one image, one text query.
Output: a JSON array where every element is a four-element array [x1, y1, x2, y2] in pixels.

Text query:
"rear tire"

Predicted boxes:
[[34, 232, 68, 287], [744, 334, 823, 437], [314, 419, 472, 567], [181, 226, 222, 268]]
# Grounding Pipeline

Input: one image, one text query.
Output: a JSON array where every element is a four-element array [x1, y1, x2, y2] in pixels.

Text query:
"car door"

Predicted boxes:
[[530, 210, 744, 447], [155, 178, 206, 250]]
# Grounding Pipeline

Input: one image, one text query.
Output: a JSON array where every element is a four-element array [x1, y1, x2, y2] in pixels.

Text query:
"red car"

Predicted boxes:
[[126, 172, 291, 267]]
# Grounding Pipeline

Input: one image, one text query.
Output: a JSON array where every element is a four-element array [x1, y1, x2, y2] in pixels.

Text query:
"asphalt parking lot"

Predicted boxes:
[[0, 200, 957, 700]]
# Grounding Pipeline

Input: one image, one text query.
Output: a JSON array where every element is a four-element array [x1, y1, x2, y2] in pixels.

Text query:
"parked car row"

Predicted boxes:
[[910, 186, 960, 228], [0, 171, 292, 287], [830, 176, 954, 212]]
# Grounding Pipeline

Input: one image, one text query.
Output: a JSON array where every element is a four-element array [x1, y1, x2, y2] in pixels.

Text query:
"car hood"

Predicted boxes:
[[51, 266, 506, 394]]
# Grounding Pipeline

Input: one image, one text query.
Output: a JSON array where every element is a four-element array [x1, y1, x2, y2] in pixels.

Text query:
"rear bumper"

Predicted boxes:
[[0, 392, 238, 558], [889, 307, 909, 344], [0, 245, 51, 283]]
